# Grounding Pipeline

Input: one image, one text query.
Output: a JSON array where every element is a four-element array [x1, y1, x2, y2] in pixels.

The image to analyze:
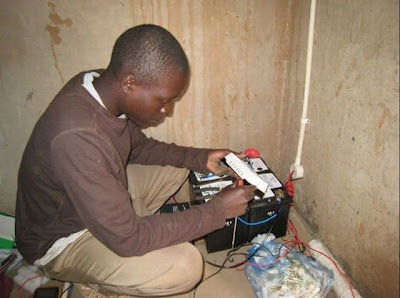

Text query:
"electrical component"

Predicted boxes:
[[290, 163, 304, 179], [224, 153, 269, 194], [189, 156, 292, 253]]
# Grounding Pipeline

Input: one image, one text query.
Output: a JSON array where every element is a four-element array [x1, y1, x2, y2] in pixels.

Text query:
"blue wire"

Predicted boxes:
[[237, 213, 277, 226]]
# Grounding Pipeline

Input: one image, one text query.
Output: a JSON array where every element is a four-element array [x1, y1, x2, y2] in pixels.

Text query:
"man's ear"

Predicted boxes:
[[121, 74, 137, 94]]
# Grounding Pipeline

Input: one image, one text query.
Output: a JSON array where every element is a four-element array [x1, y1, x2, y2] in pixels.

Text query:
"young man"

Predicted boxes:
[[15, 24, 255, 296]]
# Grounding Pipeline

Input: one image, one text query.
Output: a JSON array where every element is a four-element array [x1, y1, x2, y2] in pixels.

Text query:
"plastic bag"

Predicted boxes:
[[245, 239, 334, 298]]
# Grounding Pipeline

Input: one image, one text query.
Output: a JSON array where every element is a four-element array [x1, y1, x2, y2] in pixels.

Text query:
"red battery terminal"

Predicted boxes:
[[244, 148, 260, 158]]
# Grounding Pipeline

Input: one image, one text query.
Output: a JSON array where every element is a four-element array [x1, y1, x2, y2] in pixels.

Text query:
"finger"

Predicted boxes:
[[224, 184, 235, 190], [215, 149, 232, 159], [243, 185, 257, 200], [217, 166, 239, 178], [226, 169, 240, 179], [235, 152, 246, 159]]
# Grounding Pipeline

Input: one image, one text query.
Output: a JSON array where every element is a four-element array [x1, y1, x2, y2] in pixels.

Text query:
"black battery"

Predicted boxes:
[[247, 193, 292, 241], [188, 157, 292, 253], [159, 202, 190, 213]]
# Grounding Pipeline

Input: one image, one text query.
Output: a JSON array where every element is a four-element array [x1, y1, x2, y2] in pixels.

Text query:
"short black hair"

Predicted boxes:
[[107, 24, 189, 86]]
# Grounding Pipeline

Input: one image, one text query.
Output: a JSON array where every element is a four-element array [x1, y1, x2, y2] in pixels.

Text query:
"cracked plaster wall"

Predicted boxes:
[[282, 1, 399, 297]]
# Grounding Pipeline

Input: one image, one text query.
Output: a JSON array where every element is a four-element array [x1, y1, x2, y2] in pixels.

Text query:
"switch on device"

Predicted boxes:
[[223, 153, 269, 194]]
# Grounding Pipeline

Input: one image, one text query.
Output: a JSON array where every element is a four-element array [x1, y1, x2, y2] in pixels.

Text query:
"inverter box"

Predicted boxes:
[[189, 157, 292, 253]]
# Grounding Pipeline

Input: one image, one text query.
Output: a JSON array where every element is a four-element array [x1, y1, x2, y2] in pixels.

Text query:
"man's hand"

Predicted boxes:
[[206, 149, 244, 177], [215, 185, 257, 218]]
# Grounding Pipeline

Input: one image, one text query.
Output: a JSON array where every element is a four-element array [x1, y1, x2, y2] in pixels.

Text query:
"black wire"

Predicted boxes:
[[194, 235, 271, 298], [203, 245, 262, 269], [202, 242, 261, 269], [195, 243, 269, 297], [273, 243, 289, 263], [195, 225, 277, 297], [193, 257, 230, 297], [298, 243, 306, 253], [194, 208, 282, 297], [202, 206, 280, 269], [276, 243, 286, 256], [61, 283, 74, 296]]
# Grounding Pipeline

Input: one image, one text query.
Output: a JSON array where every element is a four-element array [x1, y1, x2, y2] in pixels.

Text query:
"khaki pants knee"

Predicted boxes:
[[42, 165, 198, 297], [43, 232, 203, 297], [127, 164, 189, 216]]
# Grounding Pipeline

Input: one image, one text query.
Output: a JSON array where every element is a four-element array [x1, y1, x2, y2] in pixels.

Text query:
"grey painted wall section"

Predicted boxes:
[[0, 0, 398, 297]]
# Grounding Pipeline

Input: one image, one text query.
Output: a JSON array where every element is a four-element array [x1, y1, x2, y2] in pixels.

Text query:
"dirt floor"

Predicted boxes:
[[5, 208, 337, 298]]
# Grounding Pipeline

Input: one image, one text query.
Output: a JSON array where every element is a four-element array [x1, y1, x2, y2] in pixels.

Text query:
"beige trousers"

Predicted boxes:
[[42, 165, 203, 297]]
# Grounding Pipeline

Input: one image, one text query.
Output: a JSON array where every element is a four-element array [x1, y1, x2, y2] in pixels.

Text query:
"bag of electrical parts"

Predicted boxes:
[[245, 240, 334, 298], [188, 156, 292, 253]]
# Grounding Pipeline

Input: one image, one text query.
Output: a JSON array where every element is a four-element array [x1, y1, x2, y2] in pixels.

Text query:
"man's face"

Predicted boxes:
[[123, 71, 188, 128]]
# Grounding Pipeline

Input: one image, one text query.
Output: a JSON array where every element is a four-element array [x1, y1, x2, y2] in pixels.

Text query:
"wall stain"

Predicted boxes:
[[44, 2, 73, 84], [48, 3, 72, 27], [357, 222, 365, 235], [25, 90, 34, 102], [377, 103, 391, 129], [45, 24, 61, 45], [335, 81, 343, 97]]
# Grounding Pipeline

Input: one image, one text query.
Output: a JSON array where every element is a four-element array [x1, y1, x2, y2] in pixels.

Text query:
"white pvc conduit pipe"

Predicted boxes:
[[290, 0, 316, 179]]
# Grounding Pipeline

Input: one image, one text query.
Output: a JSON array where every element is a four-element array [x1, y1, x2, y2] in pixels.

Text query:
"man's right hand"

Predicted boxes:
[[215, 185, 257, 219]]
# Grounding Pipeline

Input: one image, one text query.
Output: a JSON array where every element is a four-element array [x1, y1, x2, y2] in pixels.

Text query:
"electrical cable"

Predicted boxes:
[[202, 212, 278, 269], [194, 239, 266, 297], [238, 197, 282, 226], [17, 274, 43, 298], [193, 151, 294, 295], [61, 283, 74, 296], [193, 257, 228, 298], [202, 243, 260, 269], [285, 171, 295, 197], [237, 213, 277, 226], [272, 219, 356, 298], [237, 168, 290, 227], [300, 242, 355, 298], [194, 217, 279, 297]]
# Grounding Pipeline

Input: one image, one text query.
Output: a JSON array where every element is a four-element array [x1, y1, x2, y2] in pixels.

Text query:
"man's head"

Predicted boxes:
[[106, 24, 189, 127], [108, 24, 189, 86]]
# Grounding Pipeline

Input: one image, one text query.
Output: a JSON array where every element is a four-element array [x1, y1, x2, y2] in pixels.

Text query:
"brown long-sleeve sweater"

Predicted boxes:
[[15, 71, 226, 264]]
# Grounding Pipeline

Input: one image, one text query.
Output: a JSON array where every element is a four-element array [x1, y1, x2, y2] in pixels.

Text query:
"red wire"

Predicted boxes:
[[283, 219, 356, 298], [17, 274, 43, 298], [172, 196, 178, 204], [299, 242, 356, 298], [236, 153, 354, 296], [234, 264, 246, 271], [273, 246, 292, 264], [240, 219, 356, 298], [285, 171, 295, 197], [234, 261, 267, 271]]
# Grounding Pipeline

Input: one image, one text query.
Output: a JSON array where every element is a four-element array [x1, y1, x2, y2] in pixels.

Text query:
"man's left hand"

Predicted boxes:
[[206, 149, 244, 177]]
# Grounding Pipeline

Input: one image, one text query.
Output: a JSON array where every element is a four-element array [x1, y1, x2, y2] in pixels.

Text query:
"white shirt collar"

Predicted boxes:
[[82, 72, 126, 119]]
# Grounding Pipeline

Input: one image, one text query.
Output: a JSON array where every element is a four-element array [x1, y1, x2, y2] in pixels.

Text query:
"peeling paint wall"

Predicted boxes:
[[0, 0, 133, 213], [282, 1, 399, 297], [0, 0, 294, 213], [0, 1, 398, 296]]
